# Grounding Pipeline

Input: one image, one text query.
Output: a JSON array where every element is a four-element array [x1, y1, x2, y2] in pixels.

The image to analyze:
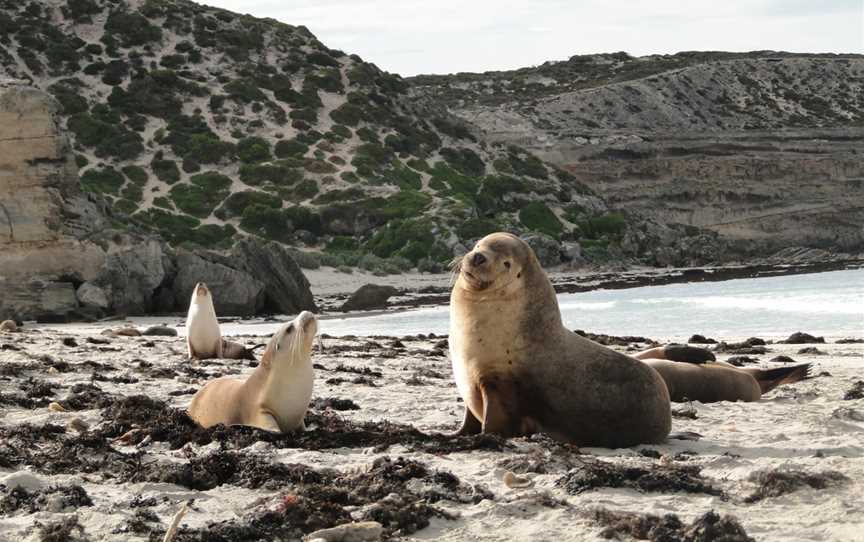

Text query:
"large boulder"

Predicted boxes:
[[523, 234, 562, 267], [80, 239, 168, 315], [340, 284, 399, 312], [171, 251, 265, 316], [229, 238, 317, 315], [0, 280, 77, 322]]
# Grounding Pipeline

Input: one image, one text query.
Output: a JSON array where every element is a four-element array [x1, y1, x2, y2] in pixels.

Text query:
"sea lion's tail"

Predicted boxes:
[[749, 363, 812, 394]]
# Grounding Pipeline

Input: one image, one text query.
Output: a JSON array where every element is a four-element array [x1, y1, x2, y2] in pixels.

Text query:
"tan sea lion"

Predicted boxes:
[[188, 311, 317, 432], [0, 320, 18, 332], [633, 347, 811, 402], [186, 282, 223, 359], [449, 232, 671, 448]]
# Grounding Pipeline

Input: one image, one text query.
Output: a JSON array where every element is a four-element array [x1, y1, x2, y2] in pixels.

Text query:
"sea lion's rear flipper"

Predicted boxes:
[[451, 407, 481, 437], [747, 363, 812, 394], [480, 380, 522, 437], [254, 412, 282, 433]]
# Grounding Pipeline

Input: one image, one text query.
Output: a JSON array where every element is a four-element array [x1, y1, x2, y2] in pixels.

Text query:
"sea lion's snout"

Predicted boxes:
[[195, 282, 210, 297], [470, 252, 487, 267], [297, 311, 318, 334]]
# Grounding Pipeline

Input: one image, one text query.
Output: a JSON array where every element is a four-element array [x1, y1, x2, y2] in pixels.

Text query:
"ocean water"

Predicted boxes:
[[312, 268, 863, 341]]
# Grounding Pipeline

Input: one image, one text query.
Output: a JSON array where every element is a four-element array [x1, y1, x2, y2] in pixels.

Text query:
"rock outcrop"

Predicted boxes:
[[0, 84, 315, 321]]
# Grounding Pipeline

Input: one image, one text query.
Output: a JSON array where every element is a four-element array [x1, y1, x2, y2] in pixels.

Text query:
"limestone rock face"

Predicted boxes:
[[171, 251, 265, 316], [523, 234, 562, 267], [229, 238, 317, 315]]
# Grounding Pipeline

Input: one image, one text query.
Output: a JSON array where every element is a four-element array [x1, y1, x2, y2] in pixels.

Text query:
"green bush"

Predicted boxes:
[[307, 50, 340, 67], [304, 159, 338, 174], [224, 78, 266, 102], [305, 68, 343, 93], [507, 148, 548, 179], [351, 143, 392, 176], [365, 218, 445, 264], [239, 163, 303, 187], [519, 201, 563, 238], [381, 163, 422, 190], [340, 171, 360, 183], [327, 236, 359, 252], [153, 196, 174, 210], [312, 188, 366, 205], [105, 10, 162, 47], [432, 117, 475, 141], [80, 167, 125, 195], [177, 133, 235, 164], [293, 179, 319, 199], [580, 213, 627, 239], [329, 103, 364, 126], [440, 147, 485, 176], [429, 162, 480, 202], [380, 190, 432, 218], [114, 199, 138, 215], [356, 126, 379, 143], [331, 124, 352, 139], [136, 208, 235, 248], [240, 204, 291, 241], [216, 190, 282, 219], [284, 206, 322, 234], [120, 182, 143, 203], [122, 165, 148, 185], [274, 139, 308, 158], [67, 112, 144, 160], [457, 218, 502, 241], [190, 171, 232, 191], [289, 108, 318, 123], [48, 80, 88, 114], [169, 184, 226, 218], [236, 136, 272, 163], [151, 158, 181, 184]]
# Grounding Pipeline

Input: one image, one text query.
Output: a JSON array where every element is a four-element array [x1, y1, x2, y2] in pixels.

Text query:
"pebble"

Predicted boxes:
[[305, 521, 383, 542], [503, 471, 532, 488], [48, 402, 66, 412], [0, 319, 18, 332]]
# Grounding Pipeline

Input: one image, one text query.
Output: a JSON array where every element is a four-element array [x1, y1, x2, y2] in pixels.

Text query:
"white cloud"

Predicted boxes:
[[201, 0, 864, 75]]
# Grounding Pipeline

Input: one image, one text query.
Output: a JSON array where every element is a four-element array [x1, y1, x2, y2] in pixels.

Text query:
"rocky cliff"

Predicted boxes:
[[0, 82, 315, 321], [411, 53, 864, 263]]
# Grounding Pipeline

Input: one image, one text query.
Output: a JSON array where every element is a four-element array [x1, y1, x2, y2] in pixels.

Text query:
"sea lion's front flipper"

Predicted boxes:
[[451, 407, 482, 436], [480, 380, 521, 438], [254, 412, 282, 433]]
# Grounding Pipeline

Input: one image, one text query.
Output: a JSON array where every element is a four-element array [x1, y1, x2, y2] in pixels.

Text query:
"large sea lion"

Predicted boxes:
[[449, 232, 671, 448], [188, 311, 317, 432], [185, 282, 256, 360], [633, 347, 811, 402]]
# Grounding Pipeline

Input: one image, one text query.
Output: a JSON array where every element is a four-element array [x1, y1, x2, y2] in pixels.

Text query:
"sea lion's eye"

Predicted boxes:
[[504, 261, 511, 269]]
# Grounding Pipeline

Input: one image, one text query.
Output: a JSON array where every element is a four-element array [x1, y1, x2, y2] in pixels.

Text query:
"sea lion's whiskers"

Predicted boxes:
[[448, 256, 463, 286]]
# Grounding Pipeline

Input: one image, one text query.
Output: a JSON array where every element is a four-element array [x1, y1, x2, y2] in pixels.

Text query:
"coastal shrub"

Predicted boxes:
[[67, 112, 144, 160], [507, 148, 548, 179], [307, 51, 340, 67], [356, 126, 379, 143], [519, 201, 563, 238], [297, 130, 323, 145], [224, 78, 266, 103], [304, 159, 338, 174], [122, 165, 148, 185], [101, 59, 129, 85], [80, 167, 124, 195], [351, 143, 392, 176], [120, 182, 143, 203], [440, 147, 485, 177], [340, 171, 360, 184], [284, 206, 322, 234], [75, 154, 89, 168], [477, 175, 528, 213], [65, 0, 101, 21], [160, 54, 187, 69], [239, 204, 291, 241], [274, 139, 309, 159], [107, 70, 205, 119], [329, 103, 364, 126], [182, 157, 201, 173], [153, 196, 174, 210], [432, 117, 475, 141], [168, 172, 231, 218], [381, 163, 422, 190], [407, 158, 429, 172], [178, 133, 235, 164], [104, 10, 162, 47], [327, 236, 359, 252], [239, 163, 303, 187], [381, 190, 432, 217], [365, 218, 441, 264], [429, 162, 480, 202], [216, 190, 281, 219], [48, 81, 88, 114], [312, 188, 366, 205], [237, 136, 272, 163], [457, 218, 502, 241], [331, 124, 352, 139], [114, 199, 138, 215], [274, 86, 322, 110], [190, 223, 237, 249], [305, 68, 343, 93], [289, 108, 318, 123], [151, 158, 181, 184], [293, 179, 319, 199], [580, 213, 627, 239]]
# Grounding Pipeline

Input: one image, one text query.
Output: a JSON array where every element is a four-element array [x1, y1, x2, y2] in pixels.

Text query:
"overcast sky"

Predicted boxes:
[[202, 1, 863, 76]]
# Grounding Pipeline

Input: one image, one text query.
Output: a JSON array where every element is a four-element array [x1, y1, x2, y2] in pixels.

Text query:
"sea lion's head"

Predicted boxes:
[[262, 311, 318, 366], [194, 282, 211, 299], [455, 232, 534, 293]]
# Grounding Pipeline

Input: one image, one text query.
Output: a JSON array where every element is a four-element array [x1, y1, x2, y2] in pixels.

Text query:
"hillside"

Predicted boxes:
[[410, 52, 864, 261], [0, 0, 652, 275]]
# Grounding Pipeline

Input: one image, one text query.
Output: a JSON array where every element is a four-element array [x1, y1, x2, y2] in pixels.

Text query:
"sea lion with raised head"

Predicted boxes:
[[185, 282, 257, 360], [449, 232, 671, 448], [633, 347, 811, 402], [188, 311, 317, 432], [186, 282, 223, 359]]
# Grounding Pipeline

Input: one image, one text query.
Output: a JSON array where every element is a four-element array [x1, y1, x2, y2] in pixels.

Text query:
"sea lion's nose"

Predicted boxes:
[[471, 252, 487, 266]]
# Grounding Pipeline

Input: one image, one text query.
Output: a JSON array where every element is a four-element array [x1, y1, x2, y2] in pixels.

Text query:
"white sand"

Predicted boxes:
[[0, 322, 862, 541]]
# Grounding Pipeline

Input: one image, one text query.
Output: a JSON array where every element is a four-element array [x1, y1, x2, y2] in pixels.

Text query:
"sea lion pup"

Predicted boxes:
[[186, 282, 223, 359], [185, 282, 257, 360], [188, 311, 317, 432], [633, 348, 811, 402], [449, 232, 671, 448]]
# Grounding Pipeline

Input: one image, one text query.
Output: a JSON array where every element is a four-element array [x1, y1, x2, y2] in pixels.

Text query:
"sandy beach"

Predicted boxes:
[[1, 320, 862, 541]]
